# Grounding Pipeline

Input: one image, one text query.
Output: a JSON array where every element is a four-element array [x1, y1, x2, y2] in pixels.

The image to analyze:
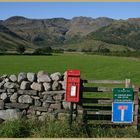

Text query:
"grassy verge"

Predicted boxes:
[[0, 118, 139, 138]]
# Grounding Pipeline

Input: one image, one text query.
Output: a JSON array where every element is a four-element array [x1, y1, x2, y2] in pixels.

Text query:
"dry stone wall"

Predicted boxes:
[[0, 70, 71, 121]]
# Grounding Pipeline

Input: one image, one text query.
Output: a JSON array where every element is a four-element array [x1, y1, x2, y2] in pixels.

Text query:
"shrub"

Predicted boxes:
[[66, 49, 77, 52], [0, 119, 31, 137], [0, 47, 7, 52], [53, 48, 64, 53], [16, 45, 26, 54], [33, 47, 53, 55]]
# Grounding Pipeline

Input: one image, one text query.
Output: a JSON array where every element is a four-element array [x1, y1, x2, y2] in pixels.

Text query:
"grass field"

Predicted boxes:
[[0, 54, 140, 85]]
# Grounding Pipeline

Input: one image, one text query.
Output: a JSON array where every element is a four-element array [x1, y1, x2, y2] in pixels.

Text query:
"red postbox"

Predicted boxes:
[[66, 70, 81, 102]]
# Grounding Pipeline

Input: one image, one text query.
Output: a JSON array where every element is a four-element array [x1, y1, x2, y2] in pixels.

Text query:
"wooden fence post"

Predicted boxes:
[[132, 85, 139, 130], [125, 79, 131, 88]]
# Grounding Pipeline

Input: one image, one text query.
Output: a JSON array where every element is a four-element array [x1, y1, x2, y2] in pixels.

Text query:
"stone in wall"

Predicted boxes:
[[43, 82, 51, 91], [34, 99, 42, 107], [0, 100, 4, 110], [18, 72, 27, 83], [7, 89, 15, 93], [1, 74, 7, 79], [37, 71, 48, 78], [7, 92, 13, 98], [18, 95, 33, 104], [9, 75, 17, 82], [37, 71, 51, 83], [0, 109, 22, 120], [63, 71, 67, 81], [0, 83, 4, 89], [27, 72, 37, 82], [4, 82, 19, 89], [38, 92, 43, 98], [18, 89, 37, 96], [50, 72, 62, 81], [52, 81, 61, 91], [49, 103, 61, 110], [59, 81, 66, 90], [38, 75, 51, 83], [43, 94, 53, 101], [10, 92, 18, 103], [31, 82, 43, 91], [42, 101, 50, 108], [53, 94, 63, 101], [26, 114, 37, 120], [39, 112, 57, 121], [20, 81, 31, 90], [4, 78, 10, 83], [5, 103, 30, 109], [29, 106, 48, 112], [0, 93, 8, 101], [31, 96, 40, 99], [27, 108, 36, 115], [21, 110, 27, 116], [0, 89, 6, 93], [36, 111, 41, 116]]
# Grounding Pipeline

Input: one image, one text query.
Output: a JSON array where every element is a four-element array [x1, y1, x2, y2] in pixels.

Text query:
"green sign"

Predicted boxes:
[[113, 88, 134, 102]]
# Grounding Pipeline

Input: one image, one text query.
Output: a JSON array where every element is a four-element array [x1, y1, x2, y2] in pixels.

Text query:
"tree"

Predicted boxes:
[[33, 48, 43, 55], [33, 47, 53, 55], [43, 47, 53, 53], [100, 48, 110, 53], [17, 45, 26, 54], [0, 47, 7, 53]]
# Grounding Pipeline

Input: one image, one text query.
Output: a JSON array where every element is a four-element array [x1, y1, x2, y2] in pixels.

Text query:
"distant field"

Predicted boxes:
[[0, 54, 140, 85]]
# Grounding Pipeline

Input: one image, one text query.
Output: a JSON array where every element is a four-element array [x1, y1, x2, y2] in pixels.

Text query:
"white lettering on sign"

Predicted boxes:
[[70, 86, 76, 96], [118, 105, 128, 121]]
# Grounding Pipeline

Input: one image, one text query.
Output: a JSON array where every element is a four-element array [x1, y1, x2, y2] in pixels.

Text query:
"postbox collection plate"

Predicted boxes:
[[113, 88, 134, 102]]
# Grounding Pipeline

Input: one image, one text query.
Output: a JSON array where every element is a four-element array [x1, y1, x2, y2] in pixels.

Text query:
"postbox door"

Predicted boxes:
[[66, 70, 80, 102]]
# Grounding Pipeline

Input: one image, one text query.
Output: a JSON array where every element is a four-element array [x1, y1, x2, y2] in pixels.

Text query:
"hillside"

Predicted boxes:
[[3, 16, 70, 47], [65, 16, 114, 37], [0, 23, 33, 51], [87, 21, 140, 50], [0, 16, 140, 52]]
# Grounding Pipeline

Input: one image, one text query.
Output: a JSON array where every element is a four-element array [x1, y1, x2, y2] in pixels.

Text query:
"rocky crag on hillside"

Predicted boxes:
[[0, 70, 73, 122]]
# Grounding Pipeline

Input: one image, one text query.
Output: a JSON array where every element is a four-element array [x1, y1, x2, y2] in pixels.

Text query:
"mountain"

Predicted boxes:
[[3, 16, 114, 47], [127, 18, 140, 25], [65, 16, 114, 37], [0, 23, 32, 51], [87, 21, 140, 50], [2, 16, 70, 48], [0, 16, 140, 52]]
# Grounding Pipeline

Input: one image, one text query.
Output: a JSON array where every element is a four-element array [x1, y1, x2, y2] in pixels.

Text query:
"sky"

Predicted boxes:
[[0, 2, 140, 20]]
